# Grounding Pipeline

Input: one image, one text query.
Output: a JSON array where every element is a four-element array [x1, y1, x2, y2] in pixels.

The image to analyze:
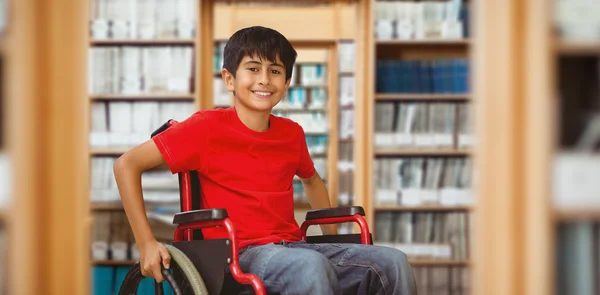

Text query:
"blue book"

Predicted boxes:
[[376, 60, 384, 93], [451, 59, 461, 93], [462, 59, 470, 93], [387, 60, 399, 93], [410, 60, 421, 93], [442, 59, 453, 94], [432, 60, 443, 93], [92, 266, 114, 295]]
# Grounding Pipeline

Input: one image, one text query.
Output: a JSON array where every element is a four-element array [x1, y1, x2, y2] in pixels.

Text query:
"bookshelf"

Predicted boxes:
[[361, 0, 474, 291], [86, 1, 365, 291], [551, 1, 600, 295]]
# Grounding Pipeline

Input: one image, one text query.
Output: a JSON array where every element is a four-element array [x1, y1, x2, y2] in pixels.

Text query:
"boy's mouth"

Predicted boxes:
[[251, 91, 274, 99]]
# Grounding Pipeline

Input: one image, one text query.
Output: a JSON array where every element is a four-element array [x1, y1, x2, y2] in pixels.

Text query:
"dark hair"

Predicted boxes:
[[223, 26, 297, 81]]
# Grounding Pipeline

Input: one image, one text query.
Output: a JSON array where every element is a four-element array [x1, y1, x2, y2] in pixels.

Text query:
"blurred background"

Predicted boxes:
[[0, 0, 599, 294]]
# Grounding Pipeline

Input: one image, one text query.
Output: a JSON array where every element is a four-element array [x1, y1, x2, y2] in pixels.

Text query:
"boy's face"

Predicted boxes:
[[222, 54, 290, 112]]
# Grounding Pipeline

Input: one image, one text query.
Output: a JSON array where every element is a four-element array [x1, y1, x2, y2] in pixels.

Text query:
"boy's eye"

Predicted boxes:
[[248, 67, 258, 72], [270, 69, 281, 74]]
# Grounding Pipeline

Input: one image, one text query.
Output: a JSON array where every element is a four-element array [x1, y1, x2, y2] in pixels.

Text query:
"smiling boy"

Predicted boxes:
[[114, 26, 416, 295]]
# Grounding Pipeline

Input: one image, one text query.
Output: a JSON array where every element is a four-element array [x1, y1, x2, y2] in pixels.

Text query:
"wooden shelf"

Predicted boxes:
[[92, 260, 137, 266], [90, 147, 129, 156], [376, 39, 470, 46], [374, 148, 472, 157], [90, 94, 195, 101], [408, 259, 470, 266], [374, 205, 473, 212], [555, 38, 600, 55], [375, 93, 471, 101], [553, 208, 600, 221], [90, 39, 195, 46]]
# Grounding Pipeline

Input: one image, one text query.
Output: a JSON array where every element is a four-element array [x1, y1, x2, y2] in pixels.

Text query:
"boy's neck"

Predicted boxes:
[[233, 103, 271, 132]]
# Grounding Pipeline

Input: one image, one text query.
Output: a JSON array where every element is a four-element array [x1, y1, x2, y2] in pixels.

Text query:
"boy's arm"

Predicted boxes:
[[113, 139, 170, 281], [301, 172, 338, 235]]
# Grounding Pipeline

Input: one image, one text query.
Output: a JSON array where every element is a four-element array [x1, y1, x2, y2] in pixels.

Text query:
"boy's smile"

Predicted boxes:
[[222, 54, 290, 113]]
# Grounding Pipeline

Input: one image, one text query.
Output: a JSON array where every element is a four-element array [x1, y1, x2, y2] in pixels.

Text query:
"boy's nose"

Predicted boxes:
[[258, 72, 271, 85]]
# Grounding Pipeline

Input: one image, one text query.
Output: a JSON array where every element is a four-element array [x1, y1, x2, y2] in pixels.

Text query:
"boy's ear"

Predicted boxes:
[[221, 68, 235, 92]]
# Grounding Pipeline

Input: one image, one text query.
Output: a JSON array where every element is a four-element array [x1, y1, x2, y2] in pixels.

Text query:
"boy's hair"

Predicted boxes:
[[223, 26, 297, 82]]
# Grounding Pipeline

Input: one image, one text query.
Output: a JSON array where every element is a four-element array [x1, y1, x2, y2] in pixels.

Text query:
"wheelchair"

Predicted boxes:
[[118, 120, 374, 295]]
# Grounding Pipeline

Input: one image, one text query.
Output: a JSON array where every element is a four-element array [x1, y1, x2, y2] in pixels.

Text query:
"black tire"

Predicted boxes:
[[118, 244, 208, 295]]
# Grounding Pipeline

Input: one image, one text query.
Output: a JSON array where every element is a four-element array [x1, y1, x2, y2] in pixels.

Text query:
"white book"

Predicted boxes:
[[137, 0, 156, 39], [90, 102, 109, 146], [155, 0, 176, 38], [131, 102, 157, 145], [88, 48, 96, 94], [90, 0, 110, 39], [108, 101, 133, 146], [121, 47, 142, 94], [175, 0, 195, 39], [395, 2, 415, 40], [125, 0, 137, 39]]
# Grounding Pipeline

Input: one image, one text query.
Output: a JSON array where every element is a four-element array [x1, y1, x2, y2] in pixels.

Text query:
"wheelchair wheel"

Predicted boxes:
[[118, 244, 209, 295]]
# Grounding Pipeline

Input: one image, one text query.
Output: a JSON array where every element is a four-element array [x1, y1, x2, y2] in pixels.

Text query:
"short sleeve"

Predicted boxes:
[[295, 126, 316, 179], [152, 111, 210, 174]]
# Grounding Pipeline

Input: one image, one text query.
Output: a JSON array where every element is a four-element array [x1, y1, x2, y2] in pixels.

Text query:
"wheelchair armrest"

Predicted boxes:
[[172, 209, 228, 225], [305, 206, 365, 221]]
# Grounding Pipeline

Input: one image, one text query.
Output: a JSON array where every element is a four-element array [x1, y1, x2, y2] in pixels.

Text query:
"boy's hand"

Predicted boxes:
[[140, 240, 171, 282]]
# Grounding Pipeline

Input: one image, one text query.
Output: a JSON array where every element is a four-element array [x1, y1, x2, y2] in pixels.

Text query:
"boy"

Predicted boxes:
[[114, 26, 416, 295]]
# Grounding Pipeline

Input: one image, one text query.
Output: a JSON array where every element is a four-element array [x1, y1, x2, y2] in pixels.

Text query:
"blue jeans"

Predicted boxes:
[[237, 241, 417, 295]]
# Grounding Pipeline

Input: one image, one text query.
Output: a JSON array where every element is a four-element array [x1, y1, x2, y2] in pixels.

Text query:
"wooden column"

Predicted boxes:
[[472, 0, 552, 294], [8, 0, 89, 294]]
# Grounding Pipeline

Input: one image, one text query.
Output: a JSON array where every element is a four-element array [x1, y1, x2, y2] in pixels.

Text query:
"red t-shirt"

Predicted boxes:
[[152, 107, 316, 249]]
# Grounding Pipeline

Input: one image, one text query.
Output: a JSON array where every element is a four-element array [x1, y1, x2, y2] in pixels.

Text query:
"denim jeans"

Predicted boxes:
[[237, 240, 417, 295]]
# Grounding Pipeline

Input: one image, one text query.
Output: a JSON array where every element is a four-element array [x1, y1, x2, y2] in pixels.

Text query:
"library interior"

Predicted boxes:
[[0, 0, 598, 294]]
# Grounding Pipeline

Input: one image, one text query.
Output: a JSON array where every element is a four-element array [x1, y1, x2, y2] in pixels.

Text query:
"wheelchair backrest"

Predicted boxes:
[[151, 120, 204, 239]]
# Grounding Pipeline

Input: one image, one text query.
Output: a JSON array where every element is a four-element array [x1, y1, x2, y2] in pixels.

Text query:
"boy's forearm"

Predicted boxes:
[[303, 173, 338, 235], [114, 158, 155, 246]]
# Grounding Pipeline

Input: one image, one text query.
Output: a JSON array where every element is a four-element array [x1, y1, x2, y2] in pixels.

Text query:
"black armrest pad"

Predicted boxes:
[[172, 209, 228, 225], [305, 206, 365, 221], [151, 119, 175, 138]]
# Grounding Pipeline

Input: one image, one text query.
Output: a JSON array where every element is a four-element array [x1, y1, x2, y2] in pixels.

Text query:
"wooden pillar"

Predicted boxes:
[[8, 0, 89, 294], [472, 0, 552, 293]]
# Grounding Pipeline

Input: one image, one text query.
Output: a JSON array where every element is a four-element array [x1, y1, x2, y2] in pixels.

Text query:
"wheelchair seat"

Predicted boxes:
[[118, 120, 373, 295]]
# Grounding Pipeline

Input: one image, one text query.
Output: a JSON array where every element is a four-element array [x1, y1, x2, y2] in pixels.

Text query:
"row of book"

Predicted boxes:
[[374, 102, 473, 149], [376, 59, 469, 94], [375, 0, 470, 40], [283, 113, 329, 134], [212, 45, 328, 87], [90, 101, 196, 147], [413, 266, 470, 295], [92, 158, 330, 203], [93, 266, 176, 295], [89, 0, 196, 40], [556, 221, 600, 295], [374, 157, 472, 206], [375, 212, 469, 260], [554, 0, 600, 40], [89, 46, 194, 95]]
